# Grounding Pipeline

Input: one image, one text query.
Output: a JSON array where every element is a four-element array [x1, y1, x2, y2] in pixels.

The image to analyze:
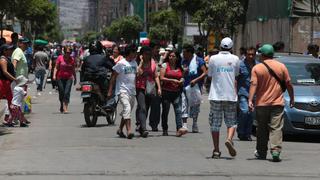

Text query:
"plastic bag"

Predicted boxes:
[[23, 96, 32, 114], [185, 84, 202, 106]]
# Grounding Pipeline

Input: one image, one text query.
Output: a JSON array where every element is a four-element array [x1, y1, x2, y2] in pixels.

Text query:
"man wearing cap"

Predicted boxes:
[[248, 44, 294, 162], [12, 37, 29, 78], [207, 37, 240, 158]]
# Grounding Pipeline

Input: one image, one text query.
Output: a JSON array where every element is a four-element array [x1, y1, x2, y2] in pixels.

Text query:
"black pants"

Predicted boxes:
[[136, 89, 153, 131], [161, 90, 182, 131], [149, 94, 161, 129]]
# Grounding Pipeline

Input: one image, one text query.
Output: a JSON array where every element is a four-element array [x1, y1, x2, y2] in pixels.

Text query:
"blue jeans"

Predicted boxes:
[[35, 69, 46, 91], [237, 96, 253, 138], [161, 90, 182, 131], [57, 79, 73, 104]]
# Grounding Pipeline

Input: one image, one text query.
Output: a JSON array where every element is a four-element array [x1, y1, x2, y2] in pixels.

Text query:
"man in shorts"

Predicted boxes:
[[108, 44, 138, 139], [207, 37, 240, 158]]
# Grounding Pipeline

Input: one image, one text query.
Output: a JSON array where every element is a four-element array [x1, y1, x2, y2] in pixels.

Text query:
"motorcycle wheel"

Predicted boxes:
[[84, 102, 98, 127], [106, 108, 117, 125]]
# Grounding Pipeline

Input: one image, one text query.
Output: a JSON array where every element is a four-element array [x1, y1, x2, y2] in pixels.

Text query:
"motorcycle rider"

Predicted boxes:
[[81, 41, 115, 104]]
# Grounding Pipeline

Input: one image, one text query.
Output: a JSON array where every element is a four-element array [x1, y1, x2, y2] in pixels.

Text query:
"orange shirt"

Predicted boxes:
[[251, 59, 291, 107]]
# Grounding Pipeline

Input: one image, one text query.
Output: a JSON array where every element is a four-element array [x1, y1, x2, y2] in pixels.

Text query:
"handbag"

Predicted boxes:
[[146, 80, 156, 95], [262, 62, 287, 92]]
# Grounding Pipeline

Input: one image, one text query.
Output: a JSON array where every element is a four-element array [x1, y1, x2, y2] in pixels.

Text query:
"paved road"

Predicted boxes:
[[0, 81, 319, 180]]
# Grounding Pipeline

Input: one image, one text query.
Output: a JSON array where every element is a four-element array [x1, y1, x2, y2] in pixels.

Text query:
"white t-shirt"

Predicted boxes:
[[12, 86, 27, 107], [113, 58, 137, 95], [208, 51, 240, 101]]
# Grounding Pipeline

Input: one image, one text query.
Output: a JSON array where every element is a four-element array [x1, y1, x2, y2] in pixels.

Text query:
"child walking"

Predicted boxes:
[[4, 75, 29, 127]]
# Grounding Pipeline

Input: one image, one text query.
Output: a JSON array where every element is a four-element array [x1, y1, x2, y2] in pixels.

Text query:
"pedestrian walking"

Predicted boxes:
[[160, 50, 187, 137], [207, 37, 240, 158], [12, 37, 30, 78], [49, 45, 62, 90], [108, 44, 137, 139], [0, 44, 16, 124], [148, 41, 162, 131], [110, 45, 123, 64], [5, 75, 29, 127], [248, 44, 294, 162], [181, 44, 207, 133], [53, 46, 77, 113], [237, 47, 258, 141], [33, 45, 49, 95], [135, 46, 161, 138]]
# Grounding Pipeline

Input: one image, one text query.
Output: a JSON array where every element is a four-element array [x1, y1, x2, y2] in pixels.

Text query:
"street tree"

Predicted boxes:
[[103, 15, 143, 43], [149, 9, 181, 45], [171, 0, 244, 49]]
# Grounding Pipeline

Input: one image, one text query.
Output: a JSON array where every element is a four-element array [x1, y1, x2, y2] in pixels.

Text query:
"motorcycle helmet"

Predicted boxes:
[[89, 41, 103, 55]]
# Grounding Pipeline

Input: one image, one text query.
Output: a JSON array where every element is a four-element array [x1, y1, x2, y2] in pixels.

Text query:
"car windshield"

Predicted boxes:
[[286, 62, 320, 85]]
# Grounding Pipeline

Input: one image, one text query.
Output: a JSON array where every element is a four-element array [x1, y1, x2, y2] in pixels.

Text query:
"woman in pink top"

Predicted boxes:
[[53, 46, 77, 113]]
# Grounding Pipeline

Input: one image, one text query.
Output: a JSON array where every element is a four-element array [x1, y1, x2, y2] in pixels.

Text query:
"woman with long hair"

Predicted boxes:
[[0, 44, 16, 125], [160, 50, 187, 137], [53, 46, 77, 113], [135, 46, 161, 138]]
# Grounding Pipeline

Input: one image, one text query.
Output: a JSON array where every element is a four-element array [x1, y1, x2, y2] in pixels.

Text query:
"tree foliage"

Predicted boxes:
[[148, 9, 181, 44], [171, 0, 244, 48], [103, 15, 143, 43], [0, 0, 62, 42]]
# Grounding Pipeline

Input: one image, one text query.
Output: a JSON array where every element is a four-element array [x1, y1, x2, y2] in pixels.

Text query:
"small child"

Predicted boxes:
[[5, 75, 29, 127]]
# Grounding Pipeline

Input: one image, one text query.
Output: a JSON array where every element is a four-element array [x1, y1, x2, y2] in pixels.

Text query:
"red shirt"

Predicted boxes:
[[162, 63, 183, 92], [136, 60, 156, 90], [56, 55, 75, 80]]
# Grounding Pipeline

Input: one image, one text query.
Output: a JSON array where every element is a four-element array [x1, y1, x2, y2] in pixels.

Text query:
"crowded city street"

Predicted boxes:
[[0, 75, 319, 180]]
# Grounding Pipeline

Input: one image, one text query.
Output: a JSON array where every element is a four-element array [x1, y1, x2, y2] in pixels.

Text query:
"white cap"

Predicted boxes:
[[220, 37, 233, 49], [16, 75, 28, 87], [159, 48, 165, 54]]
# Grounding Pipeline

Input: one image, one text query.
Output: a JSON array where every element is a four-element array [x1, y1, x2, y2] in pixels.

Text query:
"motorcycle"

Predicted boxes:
[[80, 81, 117, 127]]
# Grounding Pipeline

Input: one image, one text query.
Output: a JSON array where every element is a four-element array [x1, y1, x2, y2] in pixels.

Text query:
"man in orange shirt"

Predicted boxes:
[[248, 44, 294, 162]]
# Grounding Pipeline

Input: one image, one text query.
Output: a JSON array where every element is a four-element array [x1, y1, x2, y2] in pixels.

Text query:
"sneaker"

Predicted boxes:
[[254, 150, 267, 160], [212, 151, 221, 159], [140, 130, 149, 138], [3, 122, 14, 127], [271, 151, 281, 162], [225, 139, 237, 157], [192, 123, 199, 133], [20, 122, 29, 127]]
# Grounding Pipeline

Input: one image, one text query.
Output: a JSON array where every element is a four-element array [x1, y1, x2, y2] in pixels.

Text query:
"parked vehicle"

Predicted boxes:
[[254, 53, 320, 135], [80, 81, 117, 127]]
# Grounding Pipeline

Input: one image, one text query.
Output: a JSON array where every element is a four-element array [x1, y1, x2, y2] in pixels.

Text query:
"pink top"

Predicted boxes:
[[56, 55, 75, 80], [136, 60, 156, 90]]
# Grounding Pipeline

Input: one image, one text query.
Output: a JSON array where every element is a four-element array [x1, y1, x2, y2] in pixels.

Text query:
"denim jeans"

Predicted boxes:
[[237, 96, 253, 138], [136, 89, 153, 131], [35, 69, 46, 91], [57, 79, 73, 104], [149, 94, 161, 129], [161, 90, 182, 131]]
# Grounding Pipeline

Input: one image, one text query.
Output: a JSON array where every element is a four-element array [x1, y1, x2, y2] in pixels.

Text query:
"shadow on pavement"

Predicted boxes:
[[284, 134, 320, 143], [80, 124, 114, 128], [0, 127, 12, 136]]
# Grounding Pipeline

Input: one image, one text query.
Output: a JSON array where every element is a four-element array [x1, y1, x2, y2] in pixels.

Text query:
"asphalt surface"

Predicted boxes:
[[0, 80, 319, 180]]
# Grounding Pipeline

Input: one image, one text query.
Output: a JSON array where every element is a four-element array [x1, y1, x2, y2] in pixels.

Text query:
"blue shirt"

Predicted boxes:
[[237, 59, 259, 97], [181, 56, 206, 87]]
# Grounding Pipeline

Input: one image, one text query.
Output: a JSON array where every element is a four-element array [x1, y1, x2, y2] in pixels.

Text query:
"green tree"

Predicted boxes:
[[171, 0, 244, 49], [103, 15, 143, 43], [149, 9, 181, 45]]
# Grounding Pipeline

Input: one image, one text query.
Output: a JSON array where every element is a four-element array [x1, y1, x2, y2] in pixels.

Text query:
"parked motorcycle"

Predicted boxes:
[[80, 81, 117, 127]]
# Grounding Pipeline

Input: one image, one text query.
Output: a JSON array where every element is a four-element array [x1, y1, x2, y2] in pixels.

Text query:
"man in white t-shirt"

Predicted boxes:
[[108, 44, 137, 139], [207, 37, 240, 159]]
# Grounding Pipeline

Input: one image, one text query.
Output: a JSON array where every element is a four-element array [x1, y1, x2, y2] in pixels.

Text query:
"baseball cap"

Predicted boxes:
[[220, 37, 233, 49], [258, 44, 274, 57], [0, 44, 14, 51], [18, 37, 30, 43]]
